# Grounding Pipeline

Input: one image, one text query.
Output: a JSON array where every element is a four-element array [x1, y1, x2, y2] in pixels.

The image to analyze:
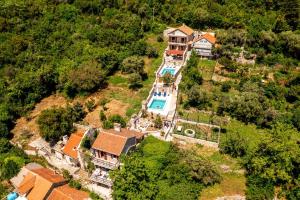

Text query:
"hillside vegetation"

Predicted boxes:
[[0, 0, 299, 199]]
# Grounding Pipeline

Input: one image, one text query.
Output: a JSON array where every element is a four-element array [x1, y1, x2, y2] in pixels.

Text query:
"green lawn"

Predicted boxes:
[[198, 59, 216, 81]]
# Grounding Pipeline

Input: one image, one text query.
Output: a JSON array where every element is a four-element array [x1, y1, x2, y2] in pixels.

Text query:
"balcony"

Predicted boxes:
[[92, 157, 120, 170], [169, 40, 187, 44], [90, 169, 113, 187]]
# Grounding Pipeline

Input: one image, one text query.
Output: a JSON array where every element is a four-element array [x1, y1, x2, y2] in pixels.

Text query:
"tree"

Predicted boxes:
[[0, 138, 12, 154], [0, 122, 10, 138], [154, 115, 163, 129], [187, 86, 210, 109], [111, 157, 158, 200], [244, 123, 300, 198], [1, 159, 20, 179], [292, 106, 300, 130], [63, 61, 106, 96], [220, 131, 248, 157], [184, 152, 222, 186], [162, 73, 173, 86], [121, 56, 145, 75], [81, 136, 91, 149], [128, 73, 143, 89], [37, 107, 74, 142], [66, 102, 86, 122]]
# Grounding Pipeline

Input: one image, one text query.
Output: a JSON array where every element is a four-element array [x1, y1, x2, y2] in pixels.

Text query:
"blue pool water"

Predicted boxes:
[[161, 68, 175, 76], [149, 99, 166, 110]]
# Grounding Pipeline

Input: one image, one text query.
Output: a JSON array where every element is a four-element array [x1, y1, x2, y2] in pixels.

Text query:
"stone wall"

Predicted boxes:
[[172, 134, 219, 149]]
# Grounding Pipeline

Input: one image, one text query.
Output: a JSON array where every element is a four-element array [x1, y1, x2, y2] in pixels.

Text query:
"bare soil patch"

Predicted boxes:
[[11, 94, 69, 144]]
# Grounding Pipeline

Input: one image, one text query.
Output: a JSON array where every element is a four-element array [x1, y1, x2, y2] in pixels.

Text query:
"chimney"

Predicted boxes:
[[62, 135, 68, 144], [114, 123, 121, 132]]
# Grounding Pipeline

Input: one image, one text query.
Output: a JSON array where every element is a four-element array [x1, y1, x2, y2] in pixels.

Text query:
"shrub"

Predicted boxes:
[[0, 138, 13, 153], [69, 179, 82, 190], [102, 120, 113, 129], [221, 82, 231, 92], [108, 114, 126, 127], [81, 136, 91, 149], [99, 98, 109, 107], [154, 115, 163, 129], [0, 122, 10, 138], [245, 175, 274, 200], [220, 131, 248, 157], [85, 99, 96, 112], [146, 46, 159, 58], [128, 73, 143, 90], [62, 169, 72, 181], [99, 110, 106, 121], [157, 35, 164, 42]]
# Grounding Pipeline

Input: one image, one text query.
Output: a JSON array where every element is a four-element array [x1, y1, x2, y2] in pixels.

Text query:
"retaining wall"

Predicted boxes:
[[172, 133, 219, 149]]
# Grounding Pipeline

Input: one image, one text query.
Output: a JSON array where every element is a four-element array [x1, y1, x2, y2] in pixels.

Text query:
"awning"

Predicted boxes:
[[166, 50, 184, 56]]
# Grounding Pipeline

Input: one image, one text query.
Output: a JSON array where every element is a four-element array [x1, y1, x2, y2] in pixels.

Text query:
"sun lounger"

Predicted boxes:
[[158, 92, 161, 96], [154, 92, 157, 96], [164, 92, 167, 97]]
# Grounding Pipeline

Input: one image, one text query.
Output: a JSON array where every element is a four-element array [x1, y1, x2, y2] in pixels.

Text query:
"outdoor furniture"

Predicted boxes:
[[177, 126, 183, 132], [158, 92, 161, 96], [164, 92, 167, 97]]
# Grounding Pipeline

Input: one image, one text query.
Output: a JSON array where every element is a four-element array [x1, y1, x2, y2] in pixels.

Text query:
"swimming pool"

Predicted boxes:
[[149, 99, 166, 110], [161, 68, 175, 76]]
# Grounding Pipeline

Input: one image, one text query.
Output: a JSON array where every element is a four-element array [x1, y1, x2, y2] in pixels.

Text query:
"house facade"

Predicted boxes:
[[167, 24, 195, 57], [192, 32, 216, 57], [90, 125, 144, 187]]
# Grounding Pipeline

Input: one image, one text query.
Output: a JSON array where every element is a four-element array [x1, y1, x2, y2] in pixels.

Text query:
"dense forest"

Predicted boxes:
[[0, 0, 299, 199]]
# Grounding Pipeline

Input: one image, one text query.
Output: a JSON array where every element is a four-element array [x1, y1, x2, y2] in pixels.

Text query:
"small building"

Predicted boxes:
[[90, 126, 144, 187], [167, 24, 195, 56], [62, 130, 85, 167], [11, 164, 90, 200], [192, 32, 216, 57], [52, 126, 94, 168]]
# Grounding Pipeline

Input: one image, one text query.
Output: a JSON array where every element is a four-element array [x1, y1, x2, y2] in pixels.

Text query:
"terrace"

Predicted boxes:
[[92, 157, 120, 170], [90, 168, 113, 187]]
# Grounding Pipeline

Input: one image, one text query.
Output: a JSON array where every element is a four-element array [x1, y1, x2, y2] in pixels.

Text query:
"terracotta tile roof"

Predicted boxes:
[[166, 50, 184, 56], [169, 24, 194, 36], [17, 168, 66, 200], [31, 168, 66, 183], [92, 131, 128, 156], [178, 24, 194, 35], [194, 33, 216, 44], [104, 129, 144, 140], [17, 174, 36, 195], [62, 129, 85, 159], [47, 185, 90, 200]]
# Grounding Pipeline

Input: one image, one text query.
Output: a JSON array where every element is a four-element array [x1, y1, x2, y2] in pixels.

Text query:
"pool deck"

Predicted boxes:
[[146, 50, 189, 118]]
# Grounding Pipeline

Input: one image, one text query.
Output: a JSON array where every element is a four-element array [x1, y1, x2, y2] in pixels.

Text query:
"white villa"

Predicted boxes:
[[192, 32, 216, 57], [145, 24, 216, 121]]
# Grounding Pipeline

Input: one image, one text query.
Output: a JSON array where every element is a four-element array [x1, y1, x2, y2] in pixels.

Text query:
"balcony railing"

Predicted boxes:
[[92, 157, 120, 170], [90, 174, 113, 187], [169, 40, 187, 44]]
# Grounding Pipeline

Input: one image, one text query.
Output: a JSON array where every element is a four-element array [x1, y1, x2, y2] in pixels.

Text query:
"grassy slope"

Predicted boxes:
[[197, 146, 246, 200]]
